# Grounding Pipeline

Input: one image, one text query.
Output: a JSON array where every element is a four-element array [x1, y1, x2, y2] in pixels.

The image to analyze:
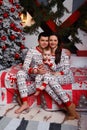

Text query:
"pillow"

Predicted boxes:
[[70, 54, 87, 68]]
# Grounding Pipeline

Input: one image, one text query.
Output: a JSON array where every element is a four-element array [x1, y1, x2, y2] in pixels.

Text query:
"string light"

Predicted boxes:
[[20, 12, 35, 27]]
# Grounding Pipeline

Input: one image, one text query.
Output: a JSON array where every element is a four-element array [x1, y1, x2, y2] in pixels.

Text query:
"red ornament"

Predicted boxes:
[[10, 23, 15, 28], [17, 29, 22, 32], [16, 4, 20, 9], [3, 12, 8, 18], [9, 0, 13, 4], [0, 19, 2, 23], [20, 45, 25, 49], [2, 45, 7, 50], [1, 36, 7, 41], [0, 0, 3, 6], [13, 27, 18, 32], [22, 37, 25, 40], [10, 7, 15, 13], [18, 12, 21, 17], [10, 35, 16, 40], [15, 53, 20, 59]]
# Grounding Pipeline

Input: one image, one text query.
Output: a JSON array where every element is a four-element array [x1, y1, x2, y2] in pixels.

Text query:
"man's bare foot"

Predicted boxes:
[[15, 102, 29, 114], [16, 95, 22, 106]]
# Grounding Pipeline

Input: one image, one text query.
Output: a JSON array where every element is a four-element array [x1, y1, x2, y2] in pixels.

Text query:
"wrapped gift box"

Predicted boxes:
[[0, 64, 35, 106], [71, 67, 87, 82], [72, 81, 87, 106]]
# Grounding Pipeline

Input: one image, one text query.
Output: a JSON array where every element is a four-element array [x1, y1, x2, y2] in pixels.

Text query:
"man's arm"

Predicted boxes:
[[22, 49, 33, 73]]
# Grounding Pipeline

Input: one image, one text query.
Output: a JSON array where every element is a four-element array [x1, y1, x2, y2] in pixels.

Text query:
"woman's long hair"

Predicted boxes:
[[49, 33, 62, 64]]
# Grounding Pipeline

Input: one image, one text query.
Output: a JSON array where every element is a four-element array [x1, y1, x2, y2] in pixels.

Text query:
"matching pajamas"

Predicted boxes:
[[16, 47, 74, 107]]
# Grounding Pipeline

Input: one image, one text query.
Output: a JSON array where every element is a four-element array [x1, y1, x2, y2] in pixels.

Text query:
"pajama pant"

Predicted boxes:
[[16, 70, 73, 106], [35, 73, 53, 89]]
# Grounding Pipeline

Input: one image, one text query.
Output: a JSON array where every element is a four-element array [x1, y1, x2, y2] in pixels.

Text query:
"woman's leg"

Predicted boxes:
[[48, 79, 79, 120], [45, 85, 63, 106]]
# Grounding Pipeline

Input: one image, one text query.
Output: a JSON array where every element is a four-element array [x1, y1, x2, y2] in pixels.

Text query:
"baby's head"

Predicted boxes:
[[42, 47, 51, 61]]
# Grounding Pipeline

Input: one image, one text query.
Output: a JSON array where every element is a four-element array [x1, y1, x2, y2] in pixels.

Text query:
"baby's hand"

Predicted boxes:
[[53, 72, 62, 76], [44, 60, 50, 65]]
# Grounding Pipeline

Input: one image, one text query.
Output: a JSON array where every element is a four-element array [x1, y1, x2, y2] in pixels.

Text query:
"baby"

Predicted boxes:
[[34, 46, 56, 96]]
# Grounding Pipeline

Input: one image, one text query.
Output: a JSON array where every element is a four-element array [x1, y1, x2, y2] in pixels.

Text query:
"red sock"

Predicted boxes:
[[22, 97, 28, 102], [65, 101, 71, 107]]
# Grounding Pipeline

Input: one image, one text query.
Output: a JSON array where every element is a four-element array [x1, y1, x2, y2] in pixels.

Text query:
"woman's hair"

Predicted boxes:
[[49, 32, 62, 64]]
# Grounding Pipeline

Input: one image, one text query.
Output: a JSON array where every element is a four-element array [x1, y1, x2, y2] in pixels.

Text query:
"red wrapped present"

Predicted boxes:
[[71, 67, 87, 82], [0, 64, 35, 106], [72, 81, 87, 106]]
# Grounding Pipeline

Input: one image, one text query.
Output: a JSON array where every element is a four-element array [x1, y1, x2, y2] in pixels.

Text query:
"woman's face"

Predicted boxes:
[[49, 35, 58, 49]]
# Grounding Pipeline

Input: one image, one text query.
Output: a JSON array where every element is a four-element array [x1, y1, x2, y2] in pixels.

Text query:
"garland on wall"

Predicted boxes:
[[19, 0, 69, 33], [19, 0, 87, 48]]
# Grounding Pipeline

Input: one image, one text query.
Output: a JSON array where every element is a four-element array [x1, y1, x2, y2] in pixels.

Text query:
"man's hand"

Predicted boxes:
[[37, 64, 47, 74]]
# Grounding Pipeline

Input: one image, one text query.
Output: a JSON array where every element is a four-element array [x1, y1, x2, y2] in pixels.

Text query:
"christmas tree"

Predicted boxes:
[[0, 0, 28, 71]]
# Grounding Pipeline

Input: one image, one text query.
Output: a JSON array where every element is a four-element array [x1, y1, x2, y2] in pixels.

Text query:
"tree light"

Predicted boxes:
[[20, 12, 35, 27]]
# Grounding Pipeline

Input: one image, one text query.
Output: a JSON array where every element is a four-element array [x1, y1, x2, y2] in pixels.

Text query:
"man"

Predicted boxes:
[[15, 32, 49, 113]]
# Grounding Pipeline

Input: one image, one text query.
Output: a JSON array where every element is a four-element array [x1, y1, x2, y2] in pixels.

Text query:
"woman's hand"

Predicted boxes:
[[37, 64, 47, 74]]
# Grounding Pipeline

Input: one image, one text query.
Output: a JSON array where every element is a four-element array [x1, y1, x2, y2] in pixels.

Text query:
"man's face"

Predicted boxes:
[[38, 36, 49, 49]]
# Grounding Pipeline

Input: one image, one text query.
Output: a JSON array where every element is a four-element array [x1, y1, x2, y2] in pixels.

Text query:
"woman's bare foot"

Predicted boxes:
[[34, 91, 40, 96], [15, 102, 29, 114]]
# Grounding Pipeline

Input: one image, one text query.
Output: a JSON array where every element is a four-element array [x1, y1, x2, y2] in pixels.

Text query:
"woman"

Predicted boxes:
[[44, 32, 79, 120]]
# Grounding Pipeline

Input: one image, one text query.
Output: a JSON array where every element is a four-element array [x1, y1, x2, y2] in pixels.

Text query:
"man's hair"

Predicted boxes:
[[38, 32, 50, 40]]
